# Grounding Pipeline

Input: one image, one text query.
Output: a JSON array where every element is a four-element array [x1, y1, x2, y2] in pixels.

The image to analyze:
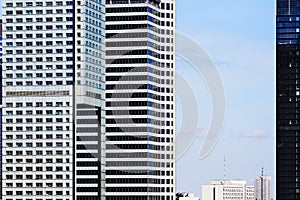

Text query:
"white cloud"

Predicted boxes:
[[241, 130, 272, 138]]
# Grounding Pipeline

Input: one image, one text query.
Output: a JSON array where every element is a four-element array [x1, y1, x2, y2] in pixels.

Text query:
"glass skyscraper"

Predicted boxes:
[[277, 0, 300, 199]]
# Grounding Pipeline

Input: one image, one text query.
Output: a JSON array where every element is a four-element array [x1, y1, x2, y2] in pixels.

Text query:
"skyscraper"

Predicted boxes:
[[276, 0, 300, 199], [2, 1, 105, 199], [105, 0, 176, 199], [254, 173, 272, 200]]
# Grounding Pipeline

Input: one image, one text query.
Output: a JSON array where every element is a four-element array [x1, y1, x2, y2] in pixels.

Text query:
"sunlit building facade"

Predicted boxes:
[[1, 0, 105, 199], [105, 0, 176, 199]]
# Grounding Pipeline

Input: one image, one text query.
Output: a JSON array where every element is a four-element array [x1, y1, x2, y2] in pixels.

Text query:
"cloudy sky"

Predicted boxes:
[[176, 0, 275, 197], [0, 0, 275, 198]]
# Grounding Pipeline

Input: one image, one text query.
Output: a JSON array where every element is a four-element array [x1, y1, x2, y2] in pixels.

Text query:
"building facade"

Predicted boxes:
[[105, 0, 176, 199], [246, 186, 255, 200], [202, 180, 254, 200], [276, 0, 300, 199], [1, 0, 105, 199], [254, 175, 272, 200]]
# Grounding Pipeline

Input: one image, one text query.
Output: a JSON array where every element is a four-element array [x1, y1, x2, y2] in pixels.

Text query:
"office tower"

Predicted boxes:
[[105, 0, 176, 199], [202, 180, 254, 200], [254, 174, 272, 200], [276, 0, 300, 199], [2, 1, 105, 199]]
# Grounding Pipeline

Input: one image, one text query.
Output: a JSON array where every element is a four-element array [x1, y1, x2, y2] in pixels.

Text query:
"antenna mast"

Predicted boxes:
[[224, 156, 226, 180]]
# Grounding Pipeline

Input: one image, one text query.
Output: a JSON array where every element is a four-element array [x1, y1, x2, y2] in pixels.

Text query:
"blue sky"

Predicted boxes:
[[0, 0, 275, 197], [176, 0, 275, 197]]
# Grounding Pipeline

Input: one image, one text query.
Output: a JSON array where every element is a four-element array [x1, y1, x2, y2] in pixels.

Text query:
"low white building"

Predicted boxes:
[[246, 186, 255, 200], [202, 180, 254, 200]]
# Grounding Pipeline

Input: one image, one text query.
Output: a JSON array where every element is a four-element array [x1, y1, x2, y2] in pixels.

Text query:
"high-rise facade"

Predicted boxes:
[[0, 18, 3, 198], [276, 0, 300, 199], [254, 175, 272, 200], [105, 0, 176, 199], [1, 0, 176, 199], [1, 0, 105, 199]]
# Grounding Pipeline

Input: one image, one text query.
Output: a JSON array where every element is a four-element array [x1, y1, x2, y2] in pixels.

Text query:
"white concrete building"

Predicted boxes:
[[2, 0, 105, 199], [246, 186, 255, 200], [105, 0, 176, 199], [254, 176, 272, 200], [202, 180, 255, 200]]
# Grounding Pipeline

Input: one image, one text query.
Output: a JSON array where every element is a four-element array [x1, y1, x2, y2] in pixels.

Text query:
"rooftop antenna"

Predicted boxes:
[[224, 156, 226, 181]]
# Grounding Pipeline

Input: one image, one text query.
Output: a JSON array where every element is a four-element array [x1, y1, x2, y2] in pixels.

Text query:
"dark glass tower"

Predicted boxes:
[[277, 0, 300, 199]]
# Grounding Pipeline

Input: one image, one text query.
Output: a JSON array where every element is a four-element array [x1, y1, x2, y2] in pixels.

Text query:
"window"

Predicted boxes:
[[6, 11, 13, 15], [36, 135, 43, 139], [36, 143, 42, 147], [26, 110, 33, 115], [36, 102, 43, 107], [16, 135, 23, 139], [46, 126, 53, 131], [6, 35, 13, 40], [16, 103, 23, 107], [16, 111, 23, 115], [46, 110, 53, 115], [26, 10, 33, 14], [26, 65, 33, 70], [26, 102, 33, 107]]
